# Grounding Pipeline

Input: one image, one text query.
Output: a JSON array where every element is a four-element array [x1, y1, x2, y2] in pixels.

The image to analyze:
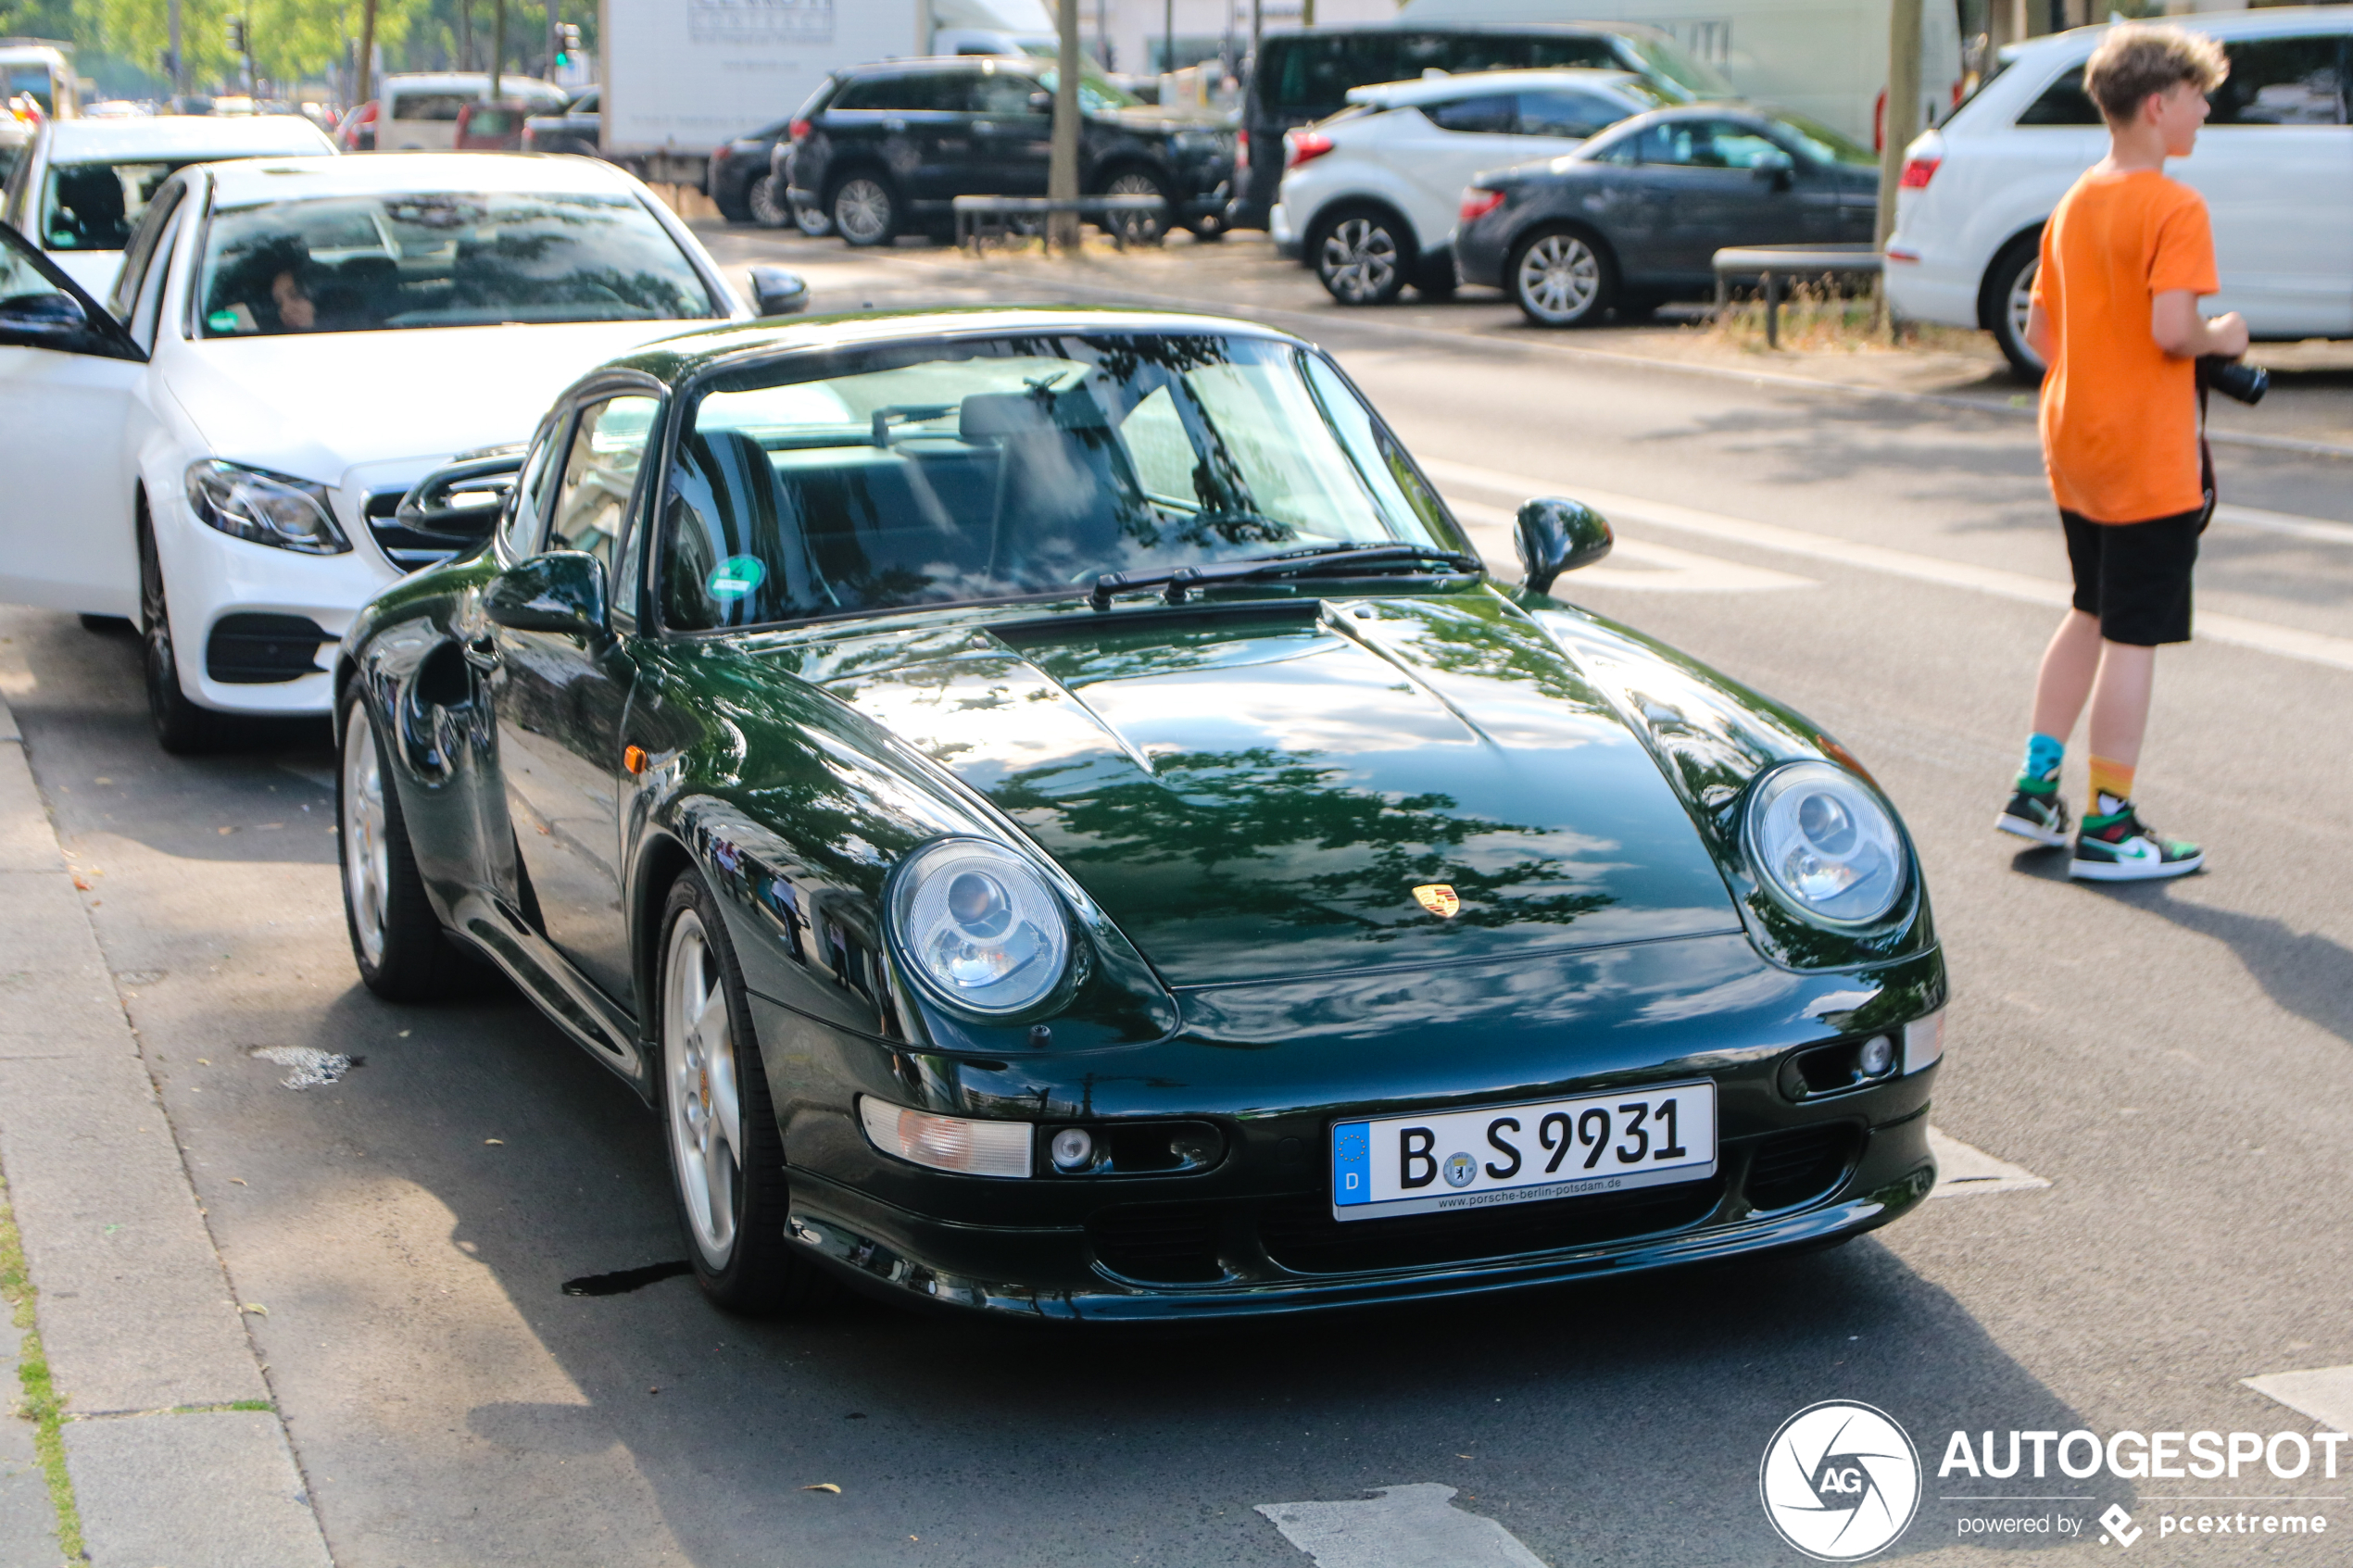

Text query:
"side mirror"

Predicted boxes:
[[484, 550, 608, 637], [747, 265, 809, 316], [0, 290, 88, 332], [1515, 497, 1613, 596], [1752, 148, 1795, 190], [1028, 90, 1053, 113]]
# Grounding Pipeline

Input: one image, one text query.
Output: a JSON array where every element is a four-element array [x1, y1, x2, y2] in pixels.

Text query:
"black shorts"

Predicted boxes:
[[2061, 508, 2202, 646]]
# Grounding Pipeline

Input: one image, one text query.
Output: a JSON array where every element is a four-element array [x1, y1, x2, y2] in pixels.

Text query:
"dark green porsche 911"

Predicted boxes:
[[333, 306, 1945, 1321]]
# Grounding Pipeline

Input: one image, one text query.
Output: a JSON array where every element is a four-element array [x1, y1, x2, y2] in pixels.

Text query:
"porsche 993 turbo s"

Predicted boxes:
[[332, 306, 1945, 1320]]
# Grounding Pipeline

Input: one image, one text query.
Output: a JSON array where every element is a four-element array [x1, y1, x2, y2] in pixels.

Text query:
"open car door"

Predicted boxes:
[[0, 222, 147, 617]]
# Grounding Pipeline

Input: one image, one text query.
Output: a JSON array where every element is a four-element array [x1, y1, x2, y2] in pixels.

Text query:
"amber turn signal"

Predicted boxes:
[[623, 745, 648, 775]]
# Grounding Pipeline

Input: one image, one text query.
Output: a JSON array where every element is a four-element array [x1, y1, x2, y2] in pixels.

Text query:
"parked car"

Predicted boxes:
[[1276, 68, 1671, 304], [0, 118, 28, 187], [1230, 22, 1737, 233], [1456, 104, 1881, 326], [1885, 9, 2353, 377], [784, 55, 1236, 245], [1, 113, 336, 295], [367, 73, 568, 151], [0, 153, 754, 752], [703, 116, 795, 225], [330, 304, 1946, 1319], [520, 86, 599, 157]]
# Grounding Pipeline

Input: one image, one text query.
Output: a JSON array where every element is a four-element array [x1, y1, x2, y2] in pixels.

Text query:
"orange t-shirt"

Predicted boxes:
[[2032, 168, 2219, 524]]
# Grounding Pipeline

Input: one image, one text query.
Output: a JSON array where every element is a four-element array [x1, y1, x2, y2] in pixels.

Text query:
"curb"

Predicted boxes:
[[0, 691, 333, 1568]]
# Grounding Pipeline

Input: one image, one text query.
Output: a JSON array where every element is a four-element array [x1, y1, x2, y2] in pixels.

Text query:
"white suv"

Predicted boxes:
[[1272, 68, 1669, 305], [1885, 7, 2353, 376]]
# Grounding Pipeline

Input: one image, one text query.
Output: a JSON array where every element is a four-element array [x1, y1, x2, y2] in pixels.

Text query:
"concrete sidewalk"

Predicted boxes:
[[0, 691, 332, 1567]]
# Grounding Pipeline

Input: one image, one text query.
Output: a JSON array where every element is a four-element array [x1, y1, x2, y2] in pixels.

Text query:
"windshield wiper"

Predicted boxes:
[[1085, 544, 1484, 610]]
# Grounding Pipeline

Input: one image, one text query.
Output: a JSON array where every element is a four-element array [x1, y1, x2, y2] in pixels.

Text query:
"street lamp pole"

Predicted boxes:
[[490, 0, 507, 99]]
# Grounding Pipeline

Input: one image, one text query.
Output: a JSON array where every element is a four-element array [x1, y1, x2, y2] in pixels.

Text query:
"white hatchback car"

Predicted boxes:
[[1885, 7, 2353, 375], [0, 153, 752, 751], [1, 114, 336, 295], [1272, 68, 1670, 304]]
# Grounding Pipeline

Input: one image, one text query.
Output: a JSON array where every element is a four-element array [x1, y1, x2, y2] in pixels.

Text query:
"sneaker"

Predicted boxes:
[[1996, 780, 2070, 847], [2069, 803, 2204, 881]]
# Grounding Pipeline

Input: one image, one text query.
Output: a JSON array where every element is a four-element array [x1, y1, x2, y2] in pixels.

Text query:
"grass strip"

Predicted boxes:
[[0, 1172, 86, 1563]]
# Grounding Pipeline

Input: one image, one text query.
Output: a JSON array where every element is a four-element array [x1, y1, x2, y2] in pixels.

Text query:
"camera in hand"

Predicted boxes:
[[2197, 355, 2269, 406]]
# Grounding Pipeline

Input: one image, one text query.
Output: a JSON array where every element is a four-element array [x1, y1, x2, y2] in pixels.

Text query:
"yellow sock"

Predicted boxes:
[[2088, 756, 2135, 812]]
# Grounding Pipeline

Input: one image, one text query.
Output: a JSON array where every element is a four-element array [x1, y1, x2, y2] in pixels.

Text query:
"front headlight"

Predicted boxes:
[[1743, 761, 1906, 926], [887, 837, 1073, 1017], [184, 460, 350, 555]]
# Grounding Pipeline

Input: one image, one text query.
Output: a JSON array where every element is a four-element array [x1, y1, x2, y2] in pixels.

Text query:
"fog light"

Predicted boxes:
[[1857, 1035, 1896, 1077], [857, 1097, 1031, 1178], [1051, 1126, 1095, 1172]]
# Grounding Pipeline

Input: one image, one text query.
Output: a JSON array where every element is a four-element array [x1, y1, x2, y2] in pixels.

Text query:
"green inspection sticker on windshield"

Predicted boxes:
[[206, 309, 241, 332], [707, 556, 765, 599]]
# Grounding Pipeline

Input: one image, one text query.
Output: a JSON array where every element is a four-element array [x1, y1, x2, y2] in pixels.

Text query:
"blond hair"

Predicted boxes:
[[2082, 22, 2228, 124]]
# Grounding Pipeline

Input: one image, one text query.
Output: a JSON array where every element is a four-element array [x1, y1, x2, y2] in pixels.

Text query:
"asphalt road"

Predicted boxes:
[[4, 230, 2351, 1566]]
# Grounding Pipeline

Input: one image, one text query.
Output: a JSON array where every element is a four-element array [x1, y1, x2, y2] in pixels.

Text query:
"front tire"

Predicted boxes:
[[1984, 234, 2045, 381], [831, 173, 898, 247], [1510, 227, 1615, 327], [1099, 168, 1171, 245], [660, 872, 829, 1314], [138, 508, 216, 756], [1313, 207, 1408, 306], [748, 174, 791, 230], [338, 693, 471, 1001]]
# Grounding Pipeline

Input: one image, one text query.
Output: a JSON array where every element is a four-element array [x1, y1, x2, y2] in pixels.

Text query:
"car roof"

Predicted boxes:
[[599, 305, 1306, 384], [200, 152, 644, 206], [43, 114, 334, 159], [1996, 4, 2351, 64], [1346, 68, 1645, 108], [381, 72, 562, 94], [1262, 19, 1677, 43]]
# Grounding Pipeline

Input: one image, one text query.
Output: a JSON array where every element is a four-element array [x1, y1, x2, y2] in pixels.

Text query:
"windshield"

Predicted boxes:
[[196, 191, 720, 336], [1624, 36, 1737, 100], [661, 333, 1460, 631], [1772, 111, 1876, 167], [41, 159, 187, 252]]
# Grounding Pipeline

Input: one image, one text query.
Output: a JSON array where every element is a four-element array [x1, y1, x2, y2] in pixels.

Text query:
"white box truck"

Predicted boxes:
[[598, 0, 1054, 182]]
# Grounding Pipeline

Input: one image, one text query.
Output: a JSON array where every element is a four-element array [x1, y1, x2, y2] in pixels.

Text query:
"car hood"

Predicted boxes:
[[815, 592, 1742, 988], [159, 320, 711, 485]]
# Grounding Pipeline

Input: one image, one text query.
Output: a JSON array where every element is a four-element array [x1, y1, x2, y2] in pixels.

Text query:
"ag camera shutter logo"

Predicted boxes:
[[1760, 1401, 1921, 1561]]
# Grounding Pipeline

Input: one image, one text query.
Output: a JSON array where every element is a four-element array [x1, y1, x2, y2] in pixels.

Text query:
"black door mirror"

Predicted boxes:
[[484, 550, 609, 637], [0, 290, 87, 331], [1515, 497, 1613, 596], [1752, 148, 1795, 191], [747, 265, 809, 316], [1028, 90, 1053, 113]]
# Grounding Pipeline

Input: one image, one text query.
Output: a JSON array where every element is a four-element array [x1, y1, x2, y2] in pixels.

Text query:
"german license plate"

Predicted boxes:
[[1330, 1083, 1718, 1222]]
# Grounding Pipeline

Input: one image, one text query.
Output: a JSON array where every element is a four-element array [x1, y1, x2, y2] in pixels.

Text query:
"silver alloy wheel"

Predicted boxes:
[[2007, 256, 2045, 373], [1103, 170, 1166, 243], [1317, 216, 1399, 304], [340, 707, 388, 969], [833, 177, 891, 245], [793, 197, 833, 238], [664, 909, 742, 1268], [747, 174, 789, 229], [1516, 232, 1602, 324]]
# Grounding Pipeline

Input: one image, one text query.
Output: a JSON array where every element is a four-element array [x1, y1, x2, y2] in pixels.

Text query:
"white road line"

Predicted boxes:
[[1258, 1484, 1547, 1568], [1423, 457, 2353, 674], [2212, 502, 2353, 546], [1927, 1128, 2051, 1198], [2244, 1367, 2353, 1436], [1445, 496, 1816, 593]]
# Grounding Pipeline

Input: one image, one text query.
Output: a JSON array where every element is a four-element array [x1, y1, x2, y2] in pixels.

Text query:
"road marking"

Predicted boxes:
[[1927, 1128, 2050, 1198], [1445, 496, 1816, 593], [1258, 1484, 1546, 1568], [2212, 502, 2353, 546], [1422, 457, 2353, 674], [2244, 1366, 2353, 1435]]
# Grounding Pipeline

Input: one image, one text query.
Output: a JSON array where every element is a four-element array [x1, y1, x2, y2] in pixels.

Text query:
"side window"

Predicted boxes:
[[547, 395, 660, 574], [1704, 125, 1791, 169], [1119, 387, 1198, 508], [126, 205, 185, 353], [394, 92, 472, 122], [2210, 36, 2346, 125], [1524, 39, 1617, 69], [1516, 90, 1617, 139], [2017, 66, 2101, 127], [1426, 94, 1517, 134], [969, 71, 1043, 116], [500, 416, 566, 558], [1629, 121, 1705, 166], [107, 178, 183, 320]]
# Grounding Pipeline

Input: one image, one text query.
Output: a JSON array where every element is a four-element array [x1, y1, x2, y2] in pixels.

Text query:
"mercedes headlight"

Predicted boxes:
[[887, 838, 1073, 1017], [185, 460, 350, 555], [1743, 761, 1906, 926]]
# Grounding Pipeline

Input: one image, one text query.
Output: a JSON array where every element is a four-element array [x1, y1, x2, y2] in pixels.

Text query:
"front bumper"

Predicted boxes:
[[1270, 201, 1301, 260], [1881, 251, 1982, 330]]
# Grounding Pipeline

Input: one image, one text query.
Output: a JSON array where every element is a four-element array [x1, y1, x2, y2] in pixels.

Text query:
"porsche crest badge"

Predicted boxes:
[[1412, 884, 1461, 918]]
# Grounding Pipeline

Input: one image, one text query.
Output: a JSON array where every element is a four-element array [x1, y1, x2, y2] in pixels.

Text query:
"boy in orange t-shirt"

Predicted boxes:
[[1995, 22, 2244, 881]]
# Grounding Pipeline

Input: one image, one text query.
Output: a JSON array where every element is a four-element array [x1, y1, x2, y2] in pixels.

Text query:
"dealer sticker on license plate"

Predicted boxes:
[[1330, 1083, 1718, 1222]]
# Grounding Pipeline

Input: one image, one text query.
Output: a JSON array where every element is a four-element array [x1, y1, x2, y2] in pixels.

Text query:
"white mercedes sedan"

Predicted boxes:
[[0, 153, 759, 750]]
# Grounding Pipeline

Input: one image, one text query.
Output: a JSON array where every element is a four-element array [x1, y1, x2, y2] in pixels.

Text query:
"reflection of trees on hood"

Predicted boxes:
[[993, 744, 1614, 940]]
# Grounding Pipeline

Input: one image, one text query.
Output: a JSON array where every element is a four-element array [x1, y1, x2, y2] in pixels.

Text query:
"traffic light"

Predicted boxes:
[[225, 17, 246, 54], [556, 22, 582, 64]]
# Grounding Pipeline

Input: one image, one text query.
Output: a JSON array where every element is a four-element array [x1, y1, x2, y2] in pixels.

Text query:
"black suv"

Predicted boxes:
[[782, 56, 1235, 245]]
